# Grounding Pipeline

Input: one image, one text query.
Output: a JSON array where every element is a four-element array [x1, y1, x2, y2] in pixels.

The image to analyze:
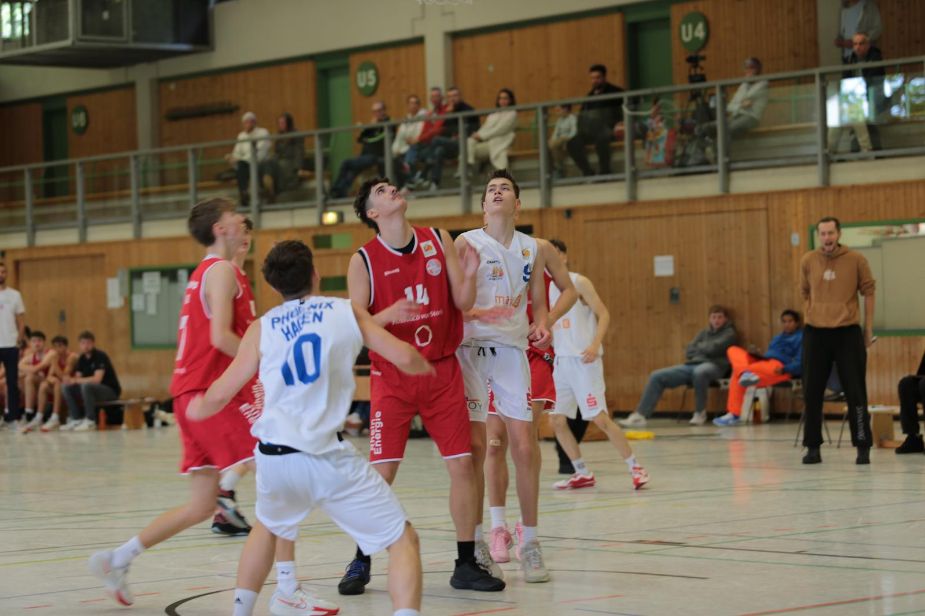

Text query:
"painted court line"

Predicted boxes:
[[558, 593, 624, 604], [738, 587, 925, 615], [452, 607, 518, 616]]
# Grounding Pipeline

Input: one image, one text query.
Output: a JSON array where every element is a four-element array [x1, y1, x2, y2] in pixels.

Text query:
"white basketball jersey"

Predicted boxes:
[[550, 272, 602, 357], [253, 296, 364, 454], [461, 228, 537, 350]]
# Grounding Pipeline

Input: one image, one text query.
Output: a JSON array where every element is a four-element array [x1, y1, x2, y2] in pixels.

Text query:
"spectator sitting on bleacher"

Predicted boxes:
[[620, 305, 737, 428], [405, 87, 447, 188], [548, 104, 577, 177], [567, 64, 624, 177], [61, 331, 121, 432], [467, 88, 518, 174], [392, 94, 427, 188], [836, 0, 881, 64], [17, 330, 56, 432], [420, 86, 478, 191], [36, 335, 78, 432], [264, 112, 304, 197], [713, 309, 803, 426], [697, 57, 768, 160], [330, 101, 390, 198], [894, 348, 925, 454], [225, 111, 271, 206]]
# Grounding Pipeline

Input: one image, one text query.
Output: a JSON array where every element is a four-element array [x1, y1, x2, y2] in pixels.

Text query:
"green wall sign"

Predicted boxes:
[[355, 61, 379, 97], [679, 11, 709, 52], [71, 104, 89, 135]]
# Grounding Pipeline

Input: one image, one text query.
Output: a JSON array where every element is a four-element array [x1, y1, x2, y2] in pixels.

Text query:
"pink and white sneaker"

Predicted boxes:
[[632, 465, 650, 490], [514, 521, 523, 561], [489, 525, 513, 563], [88, 550, 133, 606], [552, 473, 596, 490]]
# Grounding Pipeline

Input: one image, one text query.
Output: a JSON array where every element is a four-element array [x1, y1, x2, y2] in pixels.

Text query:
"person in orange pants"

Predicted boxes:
[[714, 310, 803, 426]]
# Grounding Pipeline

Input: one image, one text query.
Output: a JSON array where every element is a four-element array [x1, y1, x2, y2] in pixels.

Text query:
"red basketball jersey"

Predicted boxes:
[[171, 256, 257, 397], [527, 269, 555, 359], [359, 226, 462, 362]]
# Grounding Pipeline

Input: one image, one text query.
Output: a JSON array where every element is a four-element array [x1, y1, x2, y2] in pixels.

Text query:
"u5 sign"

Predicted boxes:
[[679, 12, 709, 52]]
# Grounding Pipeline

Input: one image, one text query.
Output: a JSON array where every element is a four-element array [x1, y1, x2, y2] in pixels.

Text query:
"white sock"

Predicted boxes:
[[489, 507, 506, 530], [573, 458, 590, 476], [25, 407, 34, 416], [624, 454, 637, 471], [112, 536, 144, 569], [522, 526, 538, 544], [474, 524, 483, 543], [276, 561, 297, 597], [394, 609, 420, 616], [220, 469, 242, 492], [232, 588, 258, 616]]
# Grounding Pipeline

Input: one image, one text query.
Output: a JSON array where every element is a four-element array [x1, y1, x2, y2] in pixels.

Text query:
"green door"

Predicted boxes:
[[42, 98, 69, 198], [627, 17, 673, 92], [317, 56, 353, 183]]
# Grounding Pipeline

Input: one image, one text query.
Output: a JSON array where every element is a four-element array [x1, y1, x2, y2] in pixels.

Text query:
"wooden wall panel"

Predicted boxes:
[[0, 102, 42, 202], [348, 42, 426, 128], [452, 12, 626, 109], [66, 87, 138, 196], [159, 61, 317, 149], [877, 0, 925, 60], [670, 0, 818, 84]]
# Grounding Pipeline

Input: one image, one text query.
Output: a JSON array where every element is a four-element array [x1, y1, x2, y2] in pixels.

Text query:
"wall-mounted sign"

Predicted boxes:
[[356, 61, 379, 97], [71, 104, 89, 135], [679, 12, 709, 52]]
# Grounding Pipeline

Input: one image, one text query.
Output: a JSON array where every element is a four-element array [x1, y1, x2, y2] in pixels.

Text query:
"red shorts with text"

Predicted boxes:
[[174, 389, 260, 474], [369, 355, 471, 464], [528, 349, 556, 407]]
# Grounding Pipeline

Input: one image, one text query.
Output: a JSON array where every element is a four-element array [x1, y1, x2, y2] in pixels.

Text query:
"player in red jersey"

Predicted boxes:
[[87, 198, 263, 608], [339, 177, 504, 594]]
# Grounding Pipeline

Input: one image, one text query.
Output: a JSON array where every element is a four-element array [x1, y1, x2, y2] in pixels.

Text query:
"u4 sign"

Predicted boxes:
[[679, 12, 709, 52]]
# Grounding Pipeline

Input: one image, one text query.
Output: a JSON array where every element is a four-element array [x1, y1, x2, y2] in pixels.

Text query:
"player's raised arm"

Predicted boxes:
[[442, 228, 477, 312], [352, 304, 435, 377], [188, 320, 262, 421], [205, 260, 243, 357], [348, 250, 420, 327], [539, 238, 577, 326]]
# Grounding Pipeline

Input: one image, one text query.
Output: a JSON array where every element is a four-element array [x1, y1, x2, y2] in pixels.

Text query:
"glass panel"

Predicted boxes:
[[83, 156, 131, 223], [34, 0, 68, 45], [0, 168, 25, 229], [138, 150, 195, 220], [265, 130, 313, 208], [32, 161, 76, 228]]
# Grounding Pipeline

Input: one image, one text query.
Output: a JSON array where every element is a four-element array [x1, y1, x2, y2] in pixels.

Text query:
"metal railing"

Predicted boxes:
[[0, 54, 923, 245]]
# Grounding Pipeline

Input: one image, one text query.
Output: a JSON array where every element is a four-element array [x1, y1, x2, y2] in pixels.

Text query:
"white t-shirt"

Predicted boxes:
[[253, 296, 364, 455], [0, 287, 25, 348], [461, 228, 537, 350], [550, 272, 602, 358]]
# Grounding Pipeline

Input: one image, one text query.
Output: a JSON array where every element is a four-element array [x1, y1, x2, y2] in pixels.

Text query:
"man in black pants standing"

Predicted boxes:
[[895, 350, 925, 454], [800, 216, 876, 465], [567, 64, 624, 177], [0, 261, 26, 427]]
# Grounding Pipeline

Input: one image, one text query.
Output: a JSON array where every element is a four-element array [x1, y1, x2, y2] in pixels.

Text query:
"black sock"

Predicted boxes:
[[355, 546, 371, 564], [457, 541, 475, 563]]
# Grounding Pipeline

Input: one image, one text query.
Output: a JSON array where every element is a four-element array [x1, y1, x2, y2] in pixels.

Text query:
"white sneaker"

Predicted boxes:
[[520, 540, 550, 583], [88, 550, 134, 606], [154, 409, 175, 426], [20, 413, 44, 434], [268, 586, 339, 616], [60, 418, 81, 431], [41, 414, 61, 432], [689, 411, 707, 426], [475, 539, 504, 580], [618, 412, 647, 428], [73, 418, 96, 432]]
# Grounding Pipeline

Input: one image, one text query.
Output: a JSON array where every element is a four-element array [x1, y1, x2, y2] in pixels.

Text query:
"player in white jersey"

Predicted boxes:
[[455, 169, 577, 583], [188, 240, 432, 616], [546, 239, 649, 491]]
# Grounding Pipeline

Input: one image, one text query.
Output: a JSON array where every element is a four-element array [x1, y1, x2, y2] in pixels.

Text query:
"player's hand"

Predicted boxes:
[[460, 242, 480, 278], [384, 299, 422, 324], [580, 345, 599, 363], [475, 305, 515, 324], [530, 325, 552, 349], [185, 394, 212, 422]]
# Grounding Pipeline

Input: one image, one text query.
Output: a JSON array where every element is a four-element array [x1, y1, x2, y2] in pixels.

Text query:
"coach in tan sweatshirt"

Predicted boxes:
[[799, 216, 876, 466]]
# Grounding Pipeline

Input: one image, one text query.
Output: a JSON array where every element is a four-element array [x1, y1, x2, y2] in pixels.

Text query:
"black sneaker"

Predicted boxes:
[[217, 489, 250, 530], [450, 558, 506, 591], [211, 512, 250, 536], [856, 446, 870, 465], [802, 447, 822, 464], [896, 434, 925, 454], [338, 558, 371, 595]]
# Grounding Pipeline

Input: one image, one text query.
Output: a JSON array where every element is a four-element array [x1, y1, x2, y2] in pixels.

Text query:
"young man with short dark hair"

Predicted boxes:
[[60, 331, 121, 431], [567, 64, 625, 176]]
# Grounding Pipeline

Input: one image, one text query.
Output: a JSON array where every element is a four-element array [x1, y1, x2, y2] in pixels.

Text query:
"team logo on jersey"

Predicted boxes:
[[384, 268, 400, 277], [370, 410, 384, 456], [486, 259, 504, 280], [426, 258, 442, 277], [522, 248, 531, 259], [467, 398, 482, 413], [421, 240, 437, 257], [414, 325, 433, 347], [586, 393, 599, 409]]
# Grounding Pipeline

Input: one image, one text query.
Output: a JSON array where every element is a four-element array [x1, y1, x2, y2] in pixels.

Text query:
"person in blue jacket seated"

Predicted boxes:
[[714, 309, 803, 426]]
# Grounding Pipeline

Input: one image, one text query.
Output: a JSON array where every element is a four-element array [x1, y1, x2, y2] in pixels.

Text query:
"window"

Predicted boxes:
[[1, 1, 32, 40]]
